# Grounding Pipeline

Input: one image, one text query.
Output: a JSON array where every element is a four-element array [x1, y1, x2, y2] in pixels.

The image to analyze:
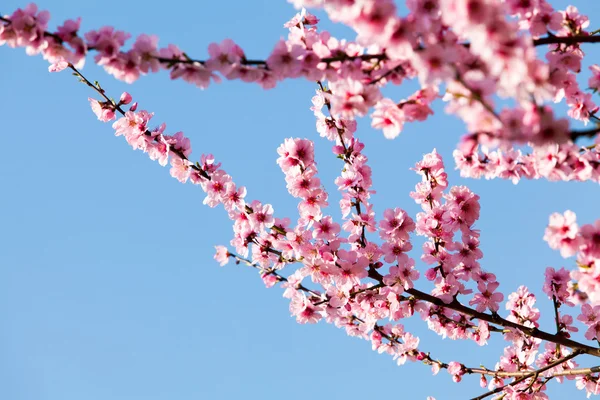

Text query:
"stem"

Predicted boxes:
[[406, 286, 600, 357], [571, 126, 600, 141], [365, 266, 600, 358], [470, 350, 582, 400], [315, 82, 369, 248], [316, 80, 349, 156], [552, 295, 562, 335], [533, 35, 600, 46], [368, 64, 404, 85], [227, 251, 320, 298], [68, 64, 211, 180], [232, 251, 598, 385]]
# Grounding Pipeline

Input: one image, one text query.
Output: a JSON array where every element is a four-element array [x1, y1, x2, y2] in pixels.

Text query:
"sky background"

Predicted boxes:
[[1, 1, 600, 399]]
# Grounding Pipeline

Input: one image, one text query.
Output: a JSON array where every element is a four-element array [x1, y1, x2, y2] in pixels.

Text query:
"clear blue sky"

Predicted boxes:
[[1, 1, 600, 399]]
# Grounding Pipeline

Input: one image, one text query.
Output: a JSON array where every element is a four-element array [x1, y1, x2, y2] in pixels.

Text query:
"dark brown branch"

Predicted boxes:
[[533, 35, 600, 47], [406, 287, 600, 357], [571, 127, 600, 141], [227, 251, 320, 298], [470, 350, 582, 400], [364, 266, 600, 357], [68, 64, 211, 180], [116, 52, 387, 69]]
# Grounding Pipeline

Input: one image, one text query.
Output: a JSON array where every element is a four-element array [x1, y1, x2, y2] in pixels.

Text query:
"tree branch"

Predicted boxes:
[[405, 287, 600, 357], [533, 35, 600, 46], [470, 350, 582, 400], [68, 64, 211, 180], [571, 126, 600, 141]]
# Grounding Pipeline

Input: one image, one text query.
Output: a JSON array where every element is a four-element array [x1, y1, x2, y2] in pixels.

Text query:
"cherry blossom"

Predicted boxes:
[[4, 1, 600, 398]]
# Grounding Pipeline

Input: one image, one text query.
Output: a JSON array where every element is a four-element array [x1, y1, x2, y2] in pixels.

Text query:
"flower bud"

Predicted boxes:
[[119, 92, 132, 105]]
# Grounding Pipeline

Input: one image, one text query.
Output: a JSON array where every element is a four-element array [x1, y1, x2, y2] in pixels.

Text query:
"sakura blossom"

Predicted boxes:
[[4, 0, 600, 398]]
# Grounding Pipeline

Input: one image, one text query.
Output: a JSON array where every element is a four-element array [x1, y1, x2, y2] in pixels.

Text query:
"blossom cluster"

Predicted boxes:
[[454, 142, 600, 184], [43, 60, 600, 397], [287, 0, 600, 185], [84, 85, 289, 272], [545, 211, 600, 305], [79, 72, 597, 396], [9, 0, 600, 398], [2, 1, 600, 170], [0, 4, 396, 91]]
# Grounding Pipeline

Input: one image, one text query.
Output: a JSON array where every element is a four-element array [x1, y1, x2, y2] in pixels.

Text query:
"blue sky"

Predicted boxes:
[[1, 0, 600, 399]]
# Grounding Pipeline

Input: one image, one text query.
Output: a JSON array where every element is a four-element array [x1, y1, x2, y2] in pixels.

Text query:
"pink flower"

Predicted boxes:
[[567, 92, 597, 124], [444, 186, 480, 229], [222, 182, 246, 212], [506, 286, 540, 327], [432, 275, 463, 304], [383, 256, 419, 290], [103, 51, 141, 83], [334, 168, 360, 192], [576, 374, 600, 397], [119, 92, 132, 105], [328, 79, 382, 119], [580, 220, 600, 258], [284, 8, 319, 28], [578, 304, 600, 339], [55, 17, 81, 41], [529, 5, 563, 37], [413, 44, 456, 85], [470, 320, 490, 346], [394, 332, 420, 365], [1, 4, 49, 53], [214, 246, 230, 266], [352, 1, 395, 39], [202, 170, 231, 207], [248, 201, 275, 231], [413, 150, 448, 193], [85, 26, 130, 63], [132, 34, 160, 74], [89, 98, 116, 122], [547, 51, 582, 73], [48, 59, 69, 72], [290, 293, 322, 324], [169, 157, 191, 183], [261, 272, 279, 288], [382, 17, 416, 59], [590, 65, 600, 92], [160, 44, 221, 89], [558, 314, 578, 336], [542, 267, 572, 303], [206, 39, 244, 76], [112, 110, 151, 137], [401, 101, 433, 123], [266, 40, 305, 78], [379, 208, 415, 242], [447, 361, 465, 383], [147, 134, 170, 166], [469, 281, 503, 312], [276, 138, 315, 172], [167, 131, 192, 158], [381, 241, 412, 263], [335, 249, 369, 286], [560, 6, 589, 34], [313, 216, 340, 240], [371, 98, 405, 139], [544, 210, 581, 258]]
